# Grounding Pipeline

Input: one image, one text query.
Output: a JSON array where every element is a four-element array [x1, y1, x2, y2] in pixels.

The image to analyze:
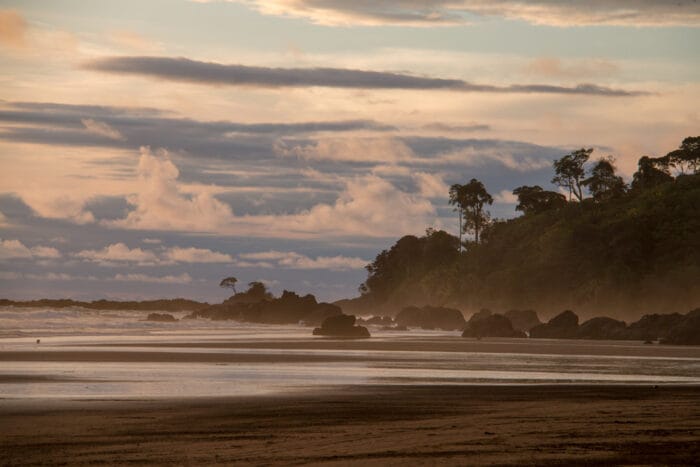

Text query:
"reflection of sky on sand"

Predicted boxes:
[[1, 307, 699, 400]]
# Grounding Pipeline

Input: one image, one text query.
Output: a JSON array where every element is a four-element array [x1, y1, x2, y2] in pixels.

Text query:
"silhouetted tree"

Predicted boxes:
[[245, 281, 273, 301], [552, 148, 592, 201], [631, 156, 673, 190], [513, 185, 567, 215], [665, 136, 700, 175], [219, 276, 238, 294], [449, 179, 493, 244], [583, 156, 627, 202]]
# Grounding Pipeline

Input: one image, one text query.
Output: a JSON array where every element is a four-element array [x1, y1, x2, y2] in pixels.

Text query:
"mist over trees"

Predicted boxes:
[[359, 137, 700, 319]]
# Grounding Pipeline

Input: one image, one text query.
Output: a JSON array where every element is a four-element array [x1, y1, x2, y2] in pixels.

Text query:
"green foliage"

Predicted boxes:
[[583, 156, 627, 202], [513, 185, 567, 215], [552, 148, 591, 201], [665, 136, 700, 175], [448, 179, 493, 243], [631, 156, 673, 190], [219, 276, 238, 293], [361, 168, 700, 317]]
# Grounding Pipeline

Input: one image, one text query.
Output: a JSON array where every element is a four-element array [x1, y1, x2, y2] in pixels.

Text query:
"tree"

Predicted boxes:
[[631, 156, 673, 190], [583, 156, 627, 202], [219, 276, 238, 294], [664, 136, 700, 175], [449, 179, 493, 244], [513, 185, 567, 215], [245, 281, 273, 301], [552, 148, 592, 201]]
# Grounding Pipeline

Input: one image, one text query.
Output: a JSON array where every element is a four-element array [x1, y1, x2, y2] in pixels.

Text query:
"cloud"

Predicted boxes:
[[85, 56, 645, 96], [0, 239, 61, 259], [275, 137, 415, 163], [142, 238, 162, 244], [413, 172, 449, 197], [113, 273, 193, 284], [20, 193, 95, 224], [523, 57, 620, 80], [164, 246, 233, 263], [75, 242, 159, 265], [107, 146, 236, 232], [0, 10, 28, 48], [210, 1, 700, 27], [421, 122, 491, 133], [104, 146, 439, 238], [494, 189, 517, 204], [238, 250, 368, 270], [81, 118, 125, 141]]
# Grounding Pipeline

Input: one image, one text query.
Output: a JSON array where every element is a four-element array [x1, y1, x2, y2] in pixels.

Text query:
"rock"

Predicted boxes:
[[462, 313, 526, 338], [187, 290, 342, 325], [575, 317, 628, 340], [529, 310, 579, 338], [395, 306, 466, 331], [504, 310, 542, 332], [146, 312, 177, 322], [302, 303, 343, 327], [661, 308, 700, 345], [626, 312, 685, 341], [312, 314, 370, 338]]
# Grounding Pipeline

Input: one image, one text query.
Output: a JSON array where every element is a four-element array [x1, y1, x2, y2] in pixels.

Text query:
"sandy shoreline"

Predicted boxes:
[[1, 385, 699, 465]]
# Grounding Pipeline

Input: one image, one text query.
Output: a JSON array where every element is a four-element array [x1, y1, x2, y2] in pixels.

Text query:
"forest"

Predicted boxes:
[[356, 137, 700, 319]]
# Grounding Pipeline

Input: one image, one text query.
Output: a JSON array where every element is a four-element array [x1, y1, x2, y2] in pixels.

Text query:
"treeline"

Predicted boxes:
[[0, 298, 209, 312], [358, 137, 700, 319]]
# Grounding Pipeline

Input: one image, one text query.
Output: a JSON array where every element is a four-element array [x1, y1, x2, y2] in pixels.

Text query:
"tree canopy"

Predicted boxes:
[[552, 148, 591, 201], [219, 276, 238, 294]]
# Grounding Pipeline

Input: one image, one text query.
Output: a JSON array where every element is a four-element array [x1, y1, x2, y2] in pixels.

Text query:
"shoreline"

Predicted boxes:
[[1, 385, 698, 465]]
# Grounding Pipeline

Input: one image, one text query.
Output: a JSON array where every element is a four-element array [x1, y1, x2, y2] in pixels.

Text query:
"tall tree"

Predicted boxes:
[[552, 148, 592, 201], [513, 185, 567, 215], [219, 276, 238, 294], [664, 136, 700, 175], [583, 156, 627, 202], [449, 179, 493, 244], [631, 156, 673, 190]]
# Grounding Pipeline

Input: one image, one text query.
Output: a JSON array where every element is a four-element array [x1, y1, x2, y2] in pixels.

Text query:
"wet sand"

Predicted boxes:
[[1, 385, 699, 466]]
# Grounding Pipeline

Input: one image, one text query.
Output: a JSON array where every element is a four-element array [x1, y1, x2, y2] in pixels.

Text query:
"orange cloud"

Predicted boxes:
[[0, 9, 27, 48]]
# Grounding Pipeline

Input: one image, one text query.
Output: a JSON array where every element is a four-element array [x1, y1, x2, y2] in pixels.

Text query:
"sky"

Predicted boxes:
[[0, 1, 699, 303]]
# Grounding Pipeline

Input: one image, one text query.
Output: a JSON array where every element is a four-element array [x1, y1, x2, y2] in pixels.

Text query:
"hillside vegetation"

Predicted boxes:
[[357, 138, 700, 320]]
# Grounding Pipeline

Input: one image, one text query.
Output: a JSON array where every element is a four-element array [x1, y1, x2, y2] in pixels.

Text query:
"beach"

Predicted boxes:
[[2, 385, 699, 465], [1, 307, 700, 465]]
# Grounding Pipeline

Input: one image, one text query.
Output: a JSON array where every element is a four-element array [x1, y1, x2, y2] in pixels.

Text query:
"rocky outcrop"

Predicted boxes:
[[146, 312, 177, 322], [530, 310, 579, 338], [462, 313, 526, 338], [625, 312, 685, 341], [312, 314, 370, 338], [395, 306, 466, 331], [504, 309, 541, 333], [661, 308, 700, 345], [187, 290, 342, 325], [575, 317, 628, 340]]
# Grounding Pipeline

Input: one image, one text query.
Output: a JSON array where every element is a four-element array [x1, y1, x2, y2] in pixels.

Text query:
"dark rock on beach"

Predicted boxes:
[[530, 310, 580, 338], [462, 312, 526, 338], [504, 309, 542, 333], [146, 313, 177, 322], [575, 317, 628, 340], [312, 314, 370, 338], [661, 308, 700, 345]]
